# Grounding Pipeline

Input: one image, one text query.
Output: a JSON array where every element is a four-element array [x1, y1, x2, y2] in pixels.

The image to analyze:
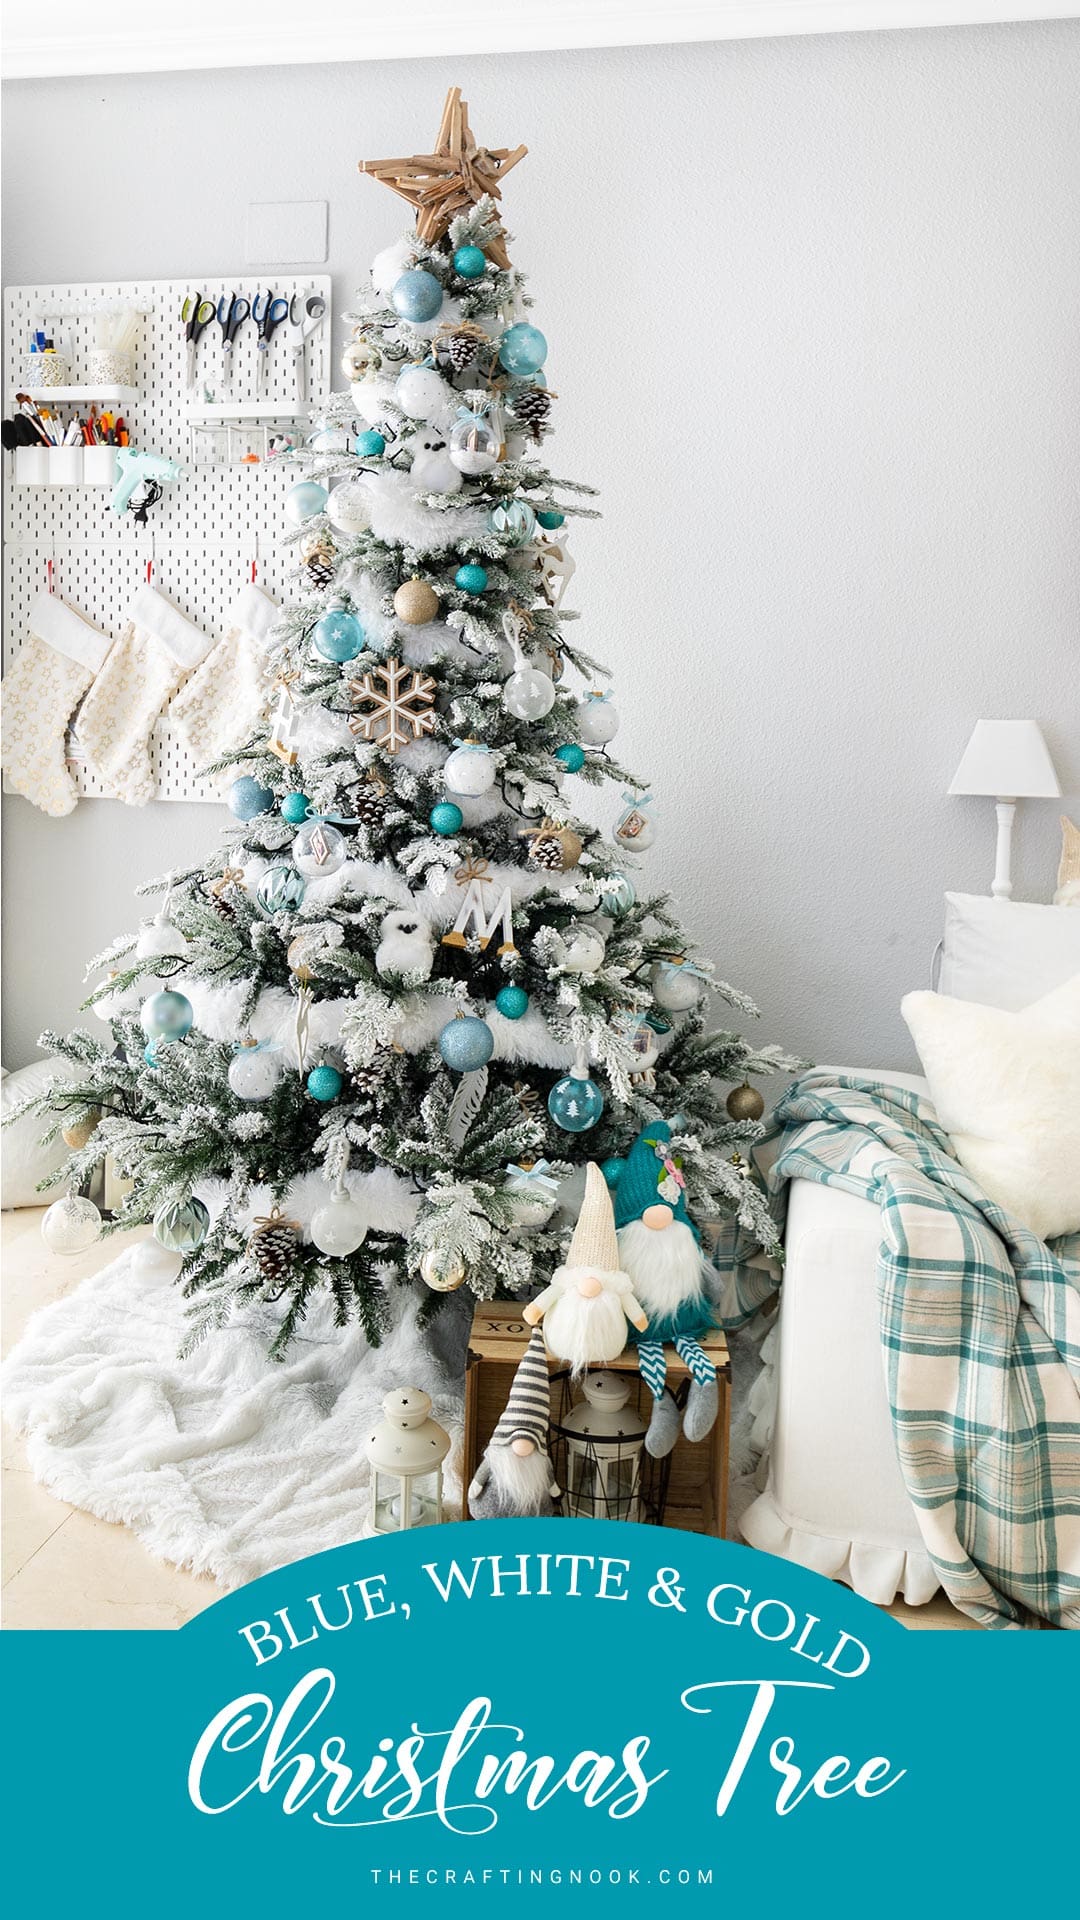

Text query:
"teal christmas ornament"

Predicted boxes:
[[600, 873, 637, 918], [495, 984, 529, 1021], [143, 1041, 161, 1070], [455, 562, 489, 595], [498, 323, 548, 376], [600, 1156, 626, 1190], [313, 607, 365, 663], [487, 499, 536, 546], [354, 429, 386, 458], [555, 743, 585, 773], [307, 1064, 344, 1103], [153, 1195, 210, 1254], [438, 1015, 495, 1072], [429, 801, 464, 837], [391, 269, 444, 323], [536, 508, 565, 530], [548, 1058, 604, 1133], [256, 865, 306, 916], [284, 480, 328, 526], [453, 245, 487, 279], [140, 989, 193, 1042], [280, 792, 310, 825], [228, 775, 274, 820]]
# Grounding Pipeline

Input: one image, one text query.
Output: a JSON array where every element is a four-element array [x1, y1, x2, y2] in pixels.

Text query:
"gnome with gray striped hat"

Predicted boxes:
[[467, 1327, 560, 1519]]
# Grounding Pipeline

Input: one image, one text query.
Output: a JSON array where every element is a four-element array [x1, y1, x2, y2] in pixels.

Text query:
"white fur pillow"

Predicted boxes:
[[901, 974, 1080, 1241]]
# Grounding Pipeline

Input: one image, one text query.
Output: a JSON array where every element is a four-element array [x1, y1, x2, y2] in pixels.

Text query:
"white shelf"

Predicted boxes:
[[187, 400, 306, 422], [17, 385, 136, 404]]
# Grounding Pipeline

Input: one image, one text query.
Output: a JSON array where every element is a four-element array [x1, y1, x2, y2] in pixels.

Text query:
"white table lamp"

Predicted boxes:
[[948, 720, 1060, 900]]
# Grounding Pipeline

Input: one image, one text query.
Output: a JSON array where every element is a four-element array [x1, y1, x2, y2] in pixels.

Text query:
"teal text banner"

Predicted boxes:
[[2, 1521, 1072, 1911]]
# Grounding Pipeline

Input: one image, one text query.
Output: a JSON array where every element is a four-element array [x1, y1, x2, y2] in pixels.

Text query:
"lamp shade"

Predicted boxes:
[[948, 721, 1060, 799]]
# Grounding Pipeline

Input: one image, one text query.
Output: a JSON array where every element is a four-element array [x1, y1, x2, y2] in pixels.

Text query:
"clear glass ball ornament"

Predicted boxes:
[[448, 411, 501, 475], [310, 1188, 368, 1257], [419, 1247, 466, 1292], [443, 742, 496, 797], [326, 482, 371, 536], [41, 1194, 103, 1256], [650, 959, 702, 1011], [560, 924, 606, 974], [577, 693, 620, 745], [503, 665, 556, 721], [227, 1044, 284, 1103], [291, 819, 347, 879]]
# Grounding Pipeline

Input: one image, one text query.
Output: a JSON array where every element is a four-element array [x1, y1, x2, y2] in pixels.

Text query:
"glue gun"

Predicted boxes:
[[110, 449, 183, 515]]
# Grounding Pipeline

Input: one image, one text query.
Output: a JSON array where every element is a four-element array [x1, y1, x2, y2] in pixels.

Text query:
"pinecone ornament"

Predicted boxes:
[[351, 772, 390, 832], [434, 323, 489, 375], [299, 530, 337, 589], [529, 836, 564, 871], [246, 1206, 300, 1290], [512, 385, 552, 440], [352, 1046, 393, 1098], [205, 867, 245, 923]]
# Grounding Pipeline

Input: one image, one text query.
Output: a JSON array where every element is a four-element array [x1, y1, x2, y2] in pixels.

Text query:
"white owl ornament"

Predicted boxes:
[[375, 909, 435, 980]]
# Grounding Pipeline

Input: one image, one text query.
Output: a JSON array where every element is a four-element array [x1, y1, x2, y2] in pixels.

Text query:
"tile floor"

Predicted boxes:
[[2, 1208, 981, 1632]]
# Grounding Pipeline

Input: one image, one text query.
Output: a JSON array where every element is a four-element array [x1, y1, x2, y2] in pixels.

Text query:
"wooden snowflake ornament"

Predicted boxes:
[[360, 87, 526, 270], [348, 659, 437, 755]]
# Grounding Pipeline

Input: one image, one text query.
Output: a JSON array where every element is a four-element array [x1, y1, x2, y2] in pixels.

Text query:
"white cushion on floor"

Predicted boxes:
[[1, 1059, 79, 1209]]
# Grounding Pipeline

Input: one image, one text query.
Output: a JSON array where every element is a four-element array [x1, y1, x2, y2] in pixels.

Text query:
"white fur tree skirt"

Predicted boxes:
[[1, 1249, 463, 1590]]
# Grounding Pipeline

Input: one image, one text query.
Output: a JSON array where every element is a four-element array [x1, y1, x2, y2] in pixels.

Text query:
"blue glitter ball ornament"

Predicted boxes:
[[307, 1064, 344, 1103], [391, 268, 444, 323], [498, 323, 548, 377], [313, 607, 365, 663], [453, 245, 487, 279], [228, 775, 274, 820], [455, 562, 489, 595], [153, 1196, 210, 1254], [555, 743, 585, 773], [548, 1070, 604, 1132], [487, 499, 536, 546], [256, 865, 306, 916], [600, 1156, 626, 1189], [536, 508, 565, 530], [495, 985, 529, 1021], [140, 990, 193, 1042], [354, 428, 386, 458], [280, 792, 310, 825], [429, 801, 464, 837], [438, 1015, 495, 1072], [284, 480, 328, 526]]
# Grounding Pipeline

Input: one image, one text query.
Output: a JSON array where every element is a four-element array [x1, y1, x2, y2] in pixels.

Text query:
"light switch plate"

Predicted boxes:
[[245, 201, 328, 265]]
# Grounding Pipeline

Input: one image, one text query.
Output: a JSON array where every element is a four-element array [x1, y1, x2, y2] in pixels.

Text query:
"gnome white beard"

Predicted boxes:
[[617, 1219, 710, 1322], [487, 1444, 554, 1515], [543, 1267, 635, 1372]]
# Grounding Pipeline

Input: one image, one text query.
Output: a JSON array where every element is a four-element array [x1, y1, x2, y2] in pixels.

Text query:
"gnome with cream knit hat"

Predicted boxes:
[[523, 1163, 648, 1374], [614, 1119, 720, 1458], [467, 1327, 561, 1519]]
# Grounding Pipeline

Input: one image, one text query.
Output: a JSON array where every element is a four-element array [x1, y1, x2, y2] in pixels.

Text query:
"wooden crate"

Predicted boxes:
[[463, 1302, 731, 1537]]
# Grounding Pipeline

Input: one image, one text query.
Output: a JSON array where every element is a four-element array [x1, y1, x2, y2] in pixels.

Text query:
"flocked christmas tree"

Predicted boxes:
[[18, 89, 799, 1357]]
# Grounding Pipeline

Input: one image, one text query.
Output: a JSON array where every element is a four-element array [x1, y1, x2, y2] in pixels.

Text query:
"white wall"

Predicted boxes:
[[3, 20, 1078, 1070]]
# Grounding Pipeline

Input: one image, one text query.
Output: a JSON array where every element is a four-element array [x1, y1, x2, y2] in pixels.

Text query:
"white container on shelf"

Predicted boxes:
[[14, 445, 49, 484], [85, 349, 134, 386], [48, 445, 82, 485], [82, 444, 117, 486]]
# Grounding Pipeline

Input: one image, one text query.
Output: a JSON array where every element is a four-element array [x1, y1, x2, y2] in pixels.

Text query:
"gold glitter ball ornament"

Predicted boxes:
[[393, 578, 440, 625], [726, 1082, 765, 1122], [61, 1107, 103, 1150]]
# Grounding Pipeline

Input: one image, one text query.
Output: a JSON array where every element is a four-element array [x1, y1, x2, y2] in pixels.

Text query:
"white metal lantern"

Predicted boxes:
[[363, 1386, 451, 1536], [558, 1372, 647, 1522]]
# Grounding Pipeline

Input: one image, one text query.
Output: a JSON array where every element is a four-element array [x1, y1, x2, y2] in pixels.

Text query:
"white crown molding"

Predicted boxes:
[[3, 2, 1077, 80]]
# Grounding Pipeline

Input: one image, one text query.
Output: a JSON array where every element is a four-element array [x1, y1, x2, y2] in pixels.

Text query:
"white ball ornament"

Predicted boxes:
[[577, 692, 619, 746], [651, 958, 702, 1011], [326, 482, 372, 536], [443, 742, 496, 797], [395, 365, 451, 421], [227, 1041, 284, 1103], [503, 665, 557, 722], [560, 924, 606, 974], [135, 909, 187, 962], [371, 236, 417, 295], [310, 1188, 368, 1257], [41, 1194, 103, 1256]]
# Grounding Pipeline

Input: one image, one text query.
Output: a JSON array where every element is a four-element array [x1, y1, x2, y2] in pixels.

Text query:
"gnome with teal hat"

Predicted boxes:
[[614, 1119, 720, 1458]]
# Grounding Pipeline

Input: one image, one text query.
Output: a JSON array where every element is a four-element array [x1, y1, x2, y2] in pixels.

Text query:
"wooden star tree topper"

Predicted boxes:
[[361, 86, 526, 270]]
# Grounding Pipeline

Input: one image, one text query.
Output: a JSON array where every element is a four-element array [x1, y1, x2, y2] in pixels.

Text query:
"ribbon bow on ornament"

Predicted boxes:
[[505, 1160, 559, 1200], [654, 956, 714, 984]]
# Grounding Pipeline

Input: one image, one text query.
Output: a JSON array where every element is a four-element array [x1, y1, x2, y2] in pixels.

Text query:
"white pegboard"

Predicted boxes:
[[3, 275, 332, 801]]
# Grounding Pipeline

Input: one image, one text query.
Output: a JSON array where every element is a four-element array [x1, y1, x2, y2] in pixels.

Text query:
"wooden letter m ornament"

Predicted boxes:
[[441, 856, 517, 955]]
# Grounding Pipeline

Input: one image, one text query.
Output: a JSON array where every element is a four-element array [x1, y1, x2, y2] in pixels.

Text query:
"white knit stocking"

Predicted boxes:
[[77, 586, 211, 805], [167, 583, 279, 789], [1, 594, 112, 816]]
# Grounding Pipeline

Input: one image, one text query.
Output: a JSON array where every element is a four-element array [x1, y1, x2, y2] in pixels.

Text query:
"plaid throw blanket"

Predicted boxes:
[[715, 1074, 1080, 1630]]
